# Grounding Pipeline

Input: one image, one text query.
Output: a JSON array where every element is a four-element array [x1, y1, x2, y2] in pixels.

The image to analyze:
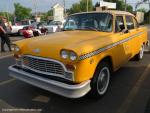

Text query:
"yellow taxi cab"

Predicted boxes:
[[9, 10, 148, 98]]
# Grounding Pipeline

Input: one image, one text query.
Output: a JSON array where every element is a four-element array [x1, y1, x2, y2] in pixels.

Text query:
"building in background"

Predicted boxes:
[[136, 12, 144, 24], [52, 4, 64, 22], [32, 12, 44, 22]]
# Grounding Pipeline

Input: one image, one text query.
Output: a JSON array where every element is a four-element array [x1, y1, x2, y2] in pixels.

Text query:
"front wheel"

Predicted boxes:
[[90, 62, 111, 98]]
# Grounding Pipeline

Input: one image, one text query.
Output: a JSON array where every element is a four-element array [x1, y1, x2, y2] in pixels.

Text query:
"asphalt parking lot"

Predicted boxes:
[[0, 30, 150, 113]]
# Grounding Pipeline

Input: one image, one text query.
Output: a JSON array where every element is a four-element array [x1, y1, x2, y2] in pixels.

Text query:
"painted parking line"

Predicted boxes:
[[0, 99, 14, 108], [0, 78, 15, 86], [117, 64, 150, 113], [32, 95, 50, 103], [0, 54, 13, 60]]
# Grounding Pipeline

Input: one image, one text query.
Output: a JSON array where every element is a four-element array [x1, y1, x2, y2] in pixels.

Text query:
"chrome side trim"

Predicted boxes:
[[22, 55, 74, 81], [9, 66, 91, 98], [79, 31, 145, 60]]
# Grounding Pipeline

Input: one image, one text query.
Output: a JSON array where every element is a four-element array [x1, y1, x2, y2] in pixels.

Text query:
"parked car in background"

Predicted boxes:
[[11, 19, 35, 35], [21, 26, 34, 38], [21, 23, 47, 38], [31, 22, 48, 35], [44, 21, 64, 33]]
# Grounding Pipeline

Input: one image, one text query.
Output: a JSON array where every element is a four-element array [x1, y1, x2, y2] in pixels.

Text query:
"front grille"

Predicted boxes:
[[22, 56, 65, 76]]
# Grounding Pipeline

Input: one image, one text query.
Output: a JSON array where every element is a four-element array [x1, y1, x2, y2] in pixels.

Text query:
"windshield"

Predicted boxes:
[[48, 21, 62, 25], [21, 21, 29, 25], [64, 13, 113, 32]]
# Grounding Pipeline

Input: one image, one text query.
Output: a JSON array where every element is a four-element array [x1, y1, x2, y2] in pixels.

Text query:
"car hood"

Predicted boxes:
[[45, 25, 58, 27], [16, 31, 113, 60]]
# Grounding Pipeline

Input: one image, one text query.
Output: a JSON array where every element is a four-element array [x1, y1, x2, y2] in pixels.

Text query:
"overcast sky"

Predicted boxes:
[[0, 0, 149, 13]]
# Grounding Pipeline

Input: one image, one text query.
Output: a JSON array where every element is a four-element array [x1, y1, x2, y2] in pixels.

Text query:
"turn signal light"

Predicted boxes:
[[14, 54, 21, 59], [65, 64, 76, 71]]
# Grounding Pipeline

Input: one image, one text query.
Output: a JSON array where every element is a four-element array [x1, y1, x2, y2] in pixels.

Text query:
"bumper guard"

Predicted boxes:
[[8, 66, 91, 98]]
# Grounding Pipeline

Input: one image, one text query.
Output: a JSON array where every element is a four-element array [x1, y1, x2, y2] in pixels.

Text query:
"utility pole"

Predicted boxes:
[[125, 0, 127, 11], [33, 0, 37, 20], [148, 0, 150, 24], [6, 4, 10, 22], [63, 0, 66, 15], [87, 0, 89, 12], [12, 0, 16, 23]]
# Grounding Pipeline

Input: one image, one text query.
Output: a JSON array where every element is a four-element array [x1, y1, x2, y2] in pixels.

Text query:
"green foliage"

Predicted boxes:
[[14, 3, 32, 21], [137, 8, 147, 13], [95, 2, 100, 8], [68, 0, 133, 15], [80, 0, 93, 12], [69, 3, 81, 14], [41, 9, 53, 21], [0, 12, 13, 22], [67, 0, 93, 14], [144, 11, 150, 24], [47, 10, 53, 16]]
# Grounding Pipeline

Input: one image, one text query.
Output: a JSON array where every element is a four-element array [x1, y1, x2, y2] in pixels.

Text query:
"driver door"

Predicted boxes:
[[113, 15, 131, 69]]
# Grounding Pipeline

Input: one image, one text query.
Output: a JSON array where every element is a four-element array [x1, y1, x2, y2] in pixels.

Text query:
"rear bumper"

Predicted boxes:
[[9, 66, 91, 98]]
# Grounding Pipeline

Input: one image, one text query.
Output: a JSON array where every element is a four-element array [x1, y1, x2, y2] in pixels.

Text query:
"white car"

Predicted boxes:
[[11, 25, 25, 35], [44, 21, 64, 33], [11, 19, 35, 35]]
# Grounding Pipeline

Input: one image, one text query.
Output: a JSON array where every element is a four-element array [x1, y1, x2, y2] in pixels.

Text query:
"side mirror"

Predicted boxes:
[[122, 29, 129, 34]]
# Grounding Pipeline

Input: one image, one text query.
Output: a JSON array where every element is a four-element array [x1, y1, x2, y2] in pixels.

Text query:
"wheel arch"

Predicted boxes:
[[96, 55, 114, 74]]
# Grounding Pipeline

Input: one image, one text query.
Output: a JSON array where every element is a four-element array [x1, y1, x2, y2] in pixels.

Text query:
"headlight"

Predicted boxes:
[[70, 52, 77, 61], [61, 50, 77, 61], [61, 50, 69, 59], [11, 44, 20, 53]]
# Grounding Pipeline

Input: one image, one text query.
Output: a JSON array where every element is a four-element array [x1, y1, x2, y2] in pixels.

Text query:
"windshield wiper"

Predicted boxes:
[[76, 26, 100, 32], [63, 27, 100, 32], [63, 28, 76, 31]]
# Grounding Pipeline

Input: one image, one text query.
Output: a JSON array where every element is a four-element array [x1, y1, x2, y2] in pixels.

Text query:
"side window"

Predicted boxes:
[[115, 16, 125, 32], [126, 16, 134, 30]]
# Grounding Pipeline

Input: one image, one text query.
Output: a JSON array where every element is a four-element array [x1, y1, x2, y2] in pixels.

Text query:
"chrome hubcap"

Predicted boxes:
[[97, 67, 110, 95], [140, 46, 144, 59]]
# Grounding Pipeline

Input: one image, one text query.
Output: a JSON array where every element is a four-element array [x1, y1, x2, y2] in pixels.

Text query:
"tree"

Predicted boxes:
[[41, 9, 53, 21], [0, 12, 13, 22], [137, 8, 147, 13], [67, 0, 93, 14], [145, 10, 150, 23], [80, 0, 93, 12], [69, 3, 81, 14], [14, 3, 32, 21], [95, 2, 100, 8]]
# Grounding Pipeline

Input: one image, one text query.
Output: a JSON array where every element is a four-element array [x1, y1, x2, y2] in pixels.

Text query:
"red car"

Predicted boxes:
[[21, 25, 48, 38], [21, 26, 34, 38]]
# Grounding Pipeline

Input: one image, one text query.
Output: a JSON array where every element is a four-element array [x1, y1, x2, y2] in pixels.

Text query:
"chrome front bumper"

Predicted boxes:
[[8, 66, 91, 98]]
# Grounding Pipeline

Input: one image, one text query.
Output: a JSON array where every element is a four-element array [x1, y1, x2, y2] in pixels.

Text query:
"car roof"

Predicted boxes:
[[70, 10, 135, 17]]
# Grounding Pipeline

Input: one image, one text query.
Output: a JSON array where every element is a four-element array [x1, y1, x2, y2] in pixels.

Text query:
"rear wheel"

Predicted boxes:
[[134, 44, 144, 61], [90, 62, 111, 98]]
